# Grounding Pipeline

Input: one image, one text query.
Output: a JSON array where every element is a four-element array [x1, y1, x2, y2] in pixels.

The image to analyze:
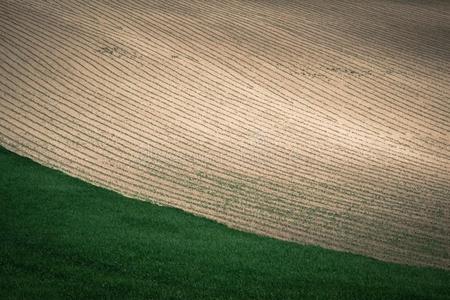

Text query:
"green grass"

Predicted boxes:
[[0, 147, 449, 299]]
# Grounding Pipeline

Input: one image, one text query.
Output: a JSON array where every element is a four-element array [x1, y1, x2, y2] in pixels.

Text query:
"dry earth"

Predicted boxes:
[[1, 0, 450, 269]]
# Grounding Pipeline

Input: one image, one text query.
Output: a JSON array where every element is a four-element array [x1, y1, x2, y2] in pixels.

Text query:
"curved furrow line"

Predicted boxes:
[[7, 1, 450, 159], [1, 32, 448, 216], [4, 4, 450, 171], [1, 45, 448, 210], [238, 0, 450, 68], [150, 0, 450, 114], [10, 0, 442, 144], [94, 0, 450, 144]]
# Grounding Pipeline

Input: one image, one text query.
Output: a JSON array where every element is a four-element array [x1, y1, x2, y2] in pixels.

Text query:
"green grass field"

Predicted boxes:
[[0, 146, 449, 299]]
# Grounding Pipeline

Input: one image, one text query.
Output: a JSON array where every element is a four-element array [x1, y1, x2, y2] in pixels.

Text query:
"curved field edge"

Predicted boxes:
[[0, 147, 449, 300]]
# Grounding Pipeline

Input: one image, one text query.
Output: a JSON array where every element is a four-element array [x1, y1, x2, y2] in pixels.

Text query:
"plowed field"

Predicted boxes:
[[1, 0, 449, 269]]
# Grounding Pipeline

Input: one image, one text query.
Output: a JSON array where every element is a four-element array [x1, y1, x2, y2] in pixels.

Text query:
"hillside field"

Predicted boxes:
[[0, 0, 449, 270]]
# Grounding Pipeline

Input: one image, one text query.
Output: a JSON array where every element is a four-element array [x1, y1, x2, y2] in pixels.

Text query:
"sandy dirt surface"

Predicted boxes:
[[1, 0, 449, 269]]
